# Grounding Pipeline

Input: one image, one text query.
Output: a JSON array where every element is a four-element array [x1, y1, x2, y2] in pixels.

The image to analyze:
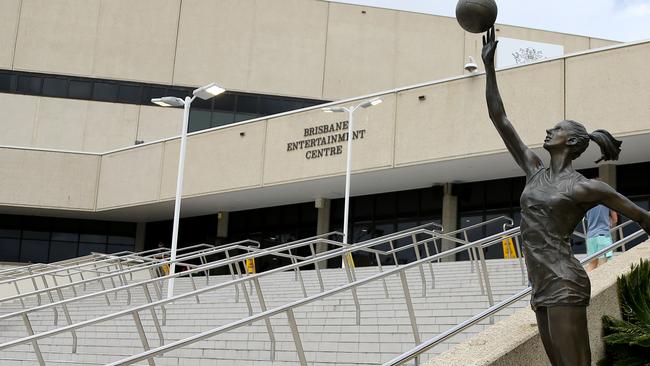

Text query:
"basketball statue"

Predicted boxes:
[[456, 0, 498, 33], [480, 26, 650, 365]]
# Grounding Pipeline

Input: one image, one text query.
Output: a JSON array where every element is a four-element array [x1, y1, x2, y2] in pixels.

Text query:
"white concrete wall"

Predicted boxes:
[[0, 41, 648, 212], [2, 0, 615, 100]]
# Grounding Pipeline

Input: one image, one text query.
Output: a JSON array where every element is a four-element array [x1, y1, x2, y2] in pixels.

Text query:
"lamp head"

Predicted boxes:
[[151, 97, 185, 107], [193, 82, 226, 100], [359, 98, 383, 109], [322, 106, 347, 113]]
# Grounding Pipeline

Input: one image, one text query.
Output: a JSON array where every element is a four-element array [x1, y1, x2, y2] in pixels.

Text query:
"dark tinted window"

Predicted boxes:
[[68, 80, 92, 99], [92, 82, 119, 102], [42, 78, 68, 97], [0, 73, 16, 92], [0, 238, 20, 262], [20, 240, 49, 263], [118, 84, 141, 103], [17, 76, 42, 94], [49, 241, 78, 262], [142, 86, 166, 104], [189, 109, 212, 132]]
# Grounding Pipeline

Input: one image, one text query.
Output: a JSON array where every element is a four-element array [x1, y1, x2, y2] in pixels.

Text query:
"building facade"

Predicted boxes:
[[1, 0, 648, 266]]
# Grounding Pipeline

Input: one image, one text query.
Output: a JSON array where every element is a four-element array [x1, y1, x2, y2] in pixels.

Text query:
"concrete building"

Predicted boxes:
[[1, 0, 648, 268]]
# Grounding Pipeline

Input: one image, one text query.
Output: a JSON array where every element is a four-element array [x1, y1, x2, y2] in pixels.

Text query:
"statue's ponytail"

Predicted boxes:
[[589, 129, 622, 163]]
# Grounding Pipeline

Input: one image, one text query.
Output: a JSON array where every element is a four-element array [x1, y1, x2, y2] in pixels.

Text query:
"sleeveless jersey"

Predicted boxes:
[[520, 167, 591, 310]]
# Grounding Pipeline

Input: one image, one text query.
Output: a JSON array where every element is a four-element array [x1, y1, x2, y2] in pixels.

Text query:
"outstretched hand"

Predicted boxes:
[[482, 26, 498, 67]]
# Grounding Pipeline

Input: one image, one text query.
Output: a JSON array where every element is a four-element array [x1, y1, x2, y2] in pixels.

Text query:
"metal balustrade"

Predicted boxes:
[[103, 226, 524, 366], [386, 225, 649, 366], [0, 216, 543, 366], [0, 243, 222, 310], [0, 223, 446, 365]]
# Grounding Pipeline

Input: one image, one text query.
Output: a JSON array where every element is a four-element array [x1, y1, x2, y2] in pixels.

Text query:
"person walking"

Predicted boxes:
[[585, 204, 617, 271]]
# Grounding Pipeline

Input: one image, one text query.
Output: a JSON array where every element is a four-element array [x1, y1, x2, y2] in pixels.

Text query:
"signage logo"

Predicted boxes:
[[286, 120, 367, 160]]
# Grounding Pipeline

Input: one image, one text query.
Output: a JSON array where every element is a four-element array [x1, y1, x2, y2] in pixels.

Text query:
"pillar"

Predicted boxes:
[[599, 164, 617, 189], [217, 212, 229, 241], [441, 183, 458, 262], [135, 222, 146, 252], [315, 198, 331, 269]]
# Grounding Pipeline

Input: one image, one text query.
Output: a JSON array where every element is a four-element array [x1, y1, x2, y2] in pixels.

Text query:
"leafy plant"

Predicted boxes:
[[600, 259, 650, 366]]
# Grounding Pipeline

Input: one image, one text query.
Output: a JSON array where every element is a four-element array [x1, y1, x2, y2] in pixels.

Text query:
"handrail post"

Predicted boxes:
[[463, 231, 475, 273], [288, 248, 307, 297], [465, 232, 485, 295], [132, 311, 156, 366], [375, 252, 389, 298], [476, 244, 495, 323], [411, 234, 427, 297], [225, 251, 240, 303], [233, 256, 254, 317], [66, 269, 78, 297], [117, 261, 132, 305], [309, 243, 325, 292], [40, 275, 58, 325], [188, 271, 200, 304], [399, 271, 421, 366], [141, 284, 165, 346], [389, 240, 399, 266], [286, 309, 308, 366], [253, 277, 276, 361], [27, 268, 42, 306], [22, 313, 46, 366], [13, 281, 26, 309], [55, 287, 77, 353], [423, 239, 436, 289], [343, 260, 361, 325]]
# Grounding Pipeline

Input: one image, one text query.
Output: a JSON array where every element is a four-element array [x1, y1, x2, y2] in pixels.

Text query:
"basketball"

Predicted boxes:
[[456, 0, 498, 34]]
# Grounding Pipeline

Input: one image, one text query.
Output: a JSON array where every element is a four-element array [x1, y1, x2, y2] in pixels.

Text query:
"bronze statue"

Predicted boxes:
[[481, 26, 650, 366]]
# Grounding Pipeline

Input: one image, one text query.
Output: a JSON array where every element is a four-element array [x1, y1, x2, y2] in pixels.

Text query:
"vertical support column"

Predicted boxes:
[[598, 164, 617, 189], [441, 183, 458, 262], [135, 223, 147, 252], [217, 212, 229, 241], [315, 198, 331, 269], [599, 164, 618, 243]]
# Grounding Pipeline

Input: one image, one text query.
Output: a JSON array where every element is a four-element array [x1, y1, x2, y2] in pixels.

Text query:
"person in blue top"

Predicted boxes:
[[585, 204, 617, 271]]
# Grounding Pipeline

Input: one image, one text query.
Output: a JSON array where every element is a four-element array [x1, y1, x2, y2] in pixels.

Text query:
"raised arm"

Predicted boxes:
[[576, 180, 650, 236], [482, 27, 543, 177]]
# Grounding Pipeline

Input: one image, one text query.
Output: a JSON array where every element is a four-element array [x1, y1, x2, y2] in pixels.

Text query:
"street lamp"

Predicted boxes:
[[152, 82, 225, 298], [322, 97, 383, 266]]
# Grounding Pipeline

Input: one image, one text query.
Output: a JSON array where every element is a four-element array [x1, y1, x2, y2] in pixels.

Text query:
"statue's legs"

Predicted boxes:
[[535, 306, 591, 366]]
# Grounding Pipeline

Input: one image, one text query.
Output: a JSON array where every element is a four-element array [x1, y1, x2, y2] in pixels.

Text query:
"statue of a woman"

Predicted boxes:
[[481, 26, 650, 366]]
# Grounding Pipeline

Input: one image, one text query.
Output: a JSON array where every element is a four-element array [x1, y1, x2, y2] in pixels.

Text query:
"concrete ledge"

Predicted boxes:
[[425, 240, 650, 366]]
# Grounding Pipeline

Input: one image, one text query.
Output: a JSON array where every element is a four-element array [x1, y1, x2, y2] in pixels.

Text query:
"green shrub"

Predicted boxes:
[[600, 259, 650, 366]]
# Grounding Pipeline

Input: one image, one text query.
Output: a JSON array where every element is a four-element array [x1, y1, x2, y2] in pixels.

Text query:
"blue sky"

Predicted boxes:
[[331, 0, 650, 42]]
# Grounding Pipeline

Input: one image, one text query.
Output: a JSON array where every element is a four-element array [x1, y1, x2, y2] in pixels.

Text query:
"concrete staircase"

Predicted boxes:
[[0, 259, 530, 366]]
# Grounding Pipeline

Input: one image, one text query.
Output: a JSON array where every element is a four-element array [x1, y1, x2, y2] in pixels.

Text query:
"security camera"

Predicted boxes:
[[464, 56, 478, 73]]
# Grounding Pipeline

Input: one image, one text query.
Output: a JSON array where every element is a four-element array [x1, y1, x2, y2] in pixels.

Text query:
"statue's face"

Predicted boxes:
[[543, 121, 575, 151]]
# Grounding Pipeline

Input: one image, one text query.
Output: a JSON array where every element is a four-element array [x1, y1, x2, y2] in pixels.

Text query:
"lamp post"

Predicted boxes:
[[151, 82, 225, 298], [322, 97, 382, 266]]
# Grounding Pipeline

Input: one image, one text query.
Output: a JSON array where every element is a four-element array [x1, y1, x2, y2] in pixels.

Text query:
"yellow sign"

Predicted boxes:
[[345, 253, 355, 268], [245, 258, 256, 274], [502, 237, 517, 259]]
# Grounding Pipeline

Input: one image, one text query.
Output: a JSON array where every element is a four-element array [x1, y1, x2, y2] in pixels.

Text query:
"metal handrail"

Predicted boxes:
[[0, 221, 519, 366], [0, 244, 219, 286], [104, 227, 523, 366], [385, 227, 649, 366], [0, 240, 260, 307], [0, 228, 441, 355]]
